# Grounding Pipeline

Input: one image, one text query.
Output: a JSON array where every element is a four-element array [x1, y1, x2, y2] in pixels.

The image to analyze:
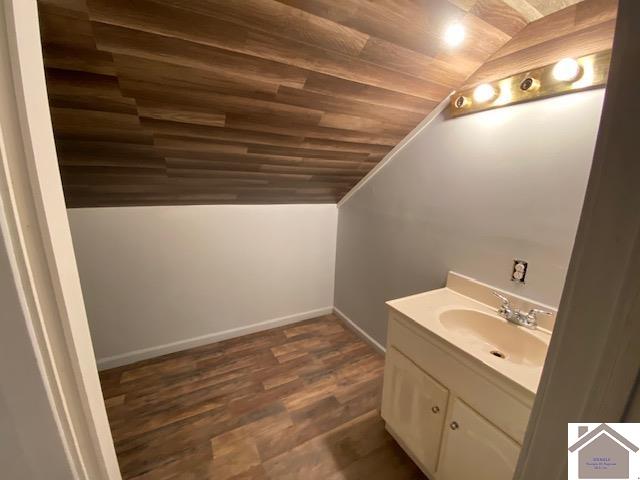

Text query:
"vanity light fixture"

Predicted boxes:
[[473, 83, 497, 103], [444, 23, 465, 47], [552, 58, 583, 82], [450, 49, 611, 117]]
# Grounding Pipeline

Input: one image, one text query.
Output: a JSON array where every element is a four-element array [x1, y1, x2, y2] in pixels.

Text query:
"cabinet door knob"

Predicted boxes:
[[450, 421, 459, 430], [431, 406, 440, 414]]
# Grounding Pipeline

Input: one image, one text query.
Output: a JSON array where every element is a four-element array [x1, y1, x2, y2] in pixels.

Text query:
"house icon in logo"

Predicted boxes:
[[569, 424, 639, 479]]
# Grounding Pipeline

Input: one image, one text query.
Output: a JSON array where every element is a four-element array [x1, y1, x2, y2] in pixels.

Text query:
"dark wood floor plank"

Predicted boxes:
[[99, 314, 425, 479]]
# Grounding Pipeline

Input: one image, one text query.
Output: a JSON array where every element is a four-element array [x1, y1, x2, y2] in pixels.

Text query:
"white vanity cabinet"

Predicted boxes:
[[438, 398, 520, 480], [381, 311, 534, 480], [381, 347, 448, 473]]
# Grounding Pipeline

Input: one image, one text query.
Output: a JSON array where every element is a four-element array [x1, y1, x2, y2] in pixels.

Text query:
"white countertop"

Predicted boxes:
[[387, 286, 551, 395]]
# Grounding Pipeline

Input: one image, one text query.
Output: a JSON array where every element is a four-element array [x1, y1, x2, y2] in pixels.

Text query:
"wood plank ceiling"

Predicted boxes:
[[37, 0, 605, 207], [464, 0, 617, 87]]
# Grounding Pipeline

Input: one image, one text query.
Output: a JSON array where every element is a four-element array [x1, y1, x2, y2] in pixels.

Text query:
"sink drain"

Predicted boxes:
[[490, 350, 506, 359]]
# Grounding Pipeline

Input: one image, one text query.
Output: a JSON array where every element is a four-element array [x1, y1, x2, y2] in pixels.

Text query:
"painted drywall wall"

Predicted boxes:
[[68, 204, 337, 367], [0, 228, 74, 479], [335, 89, 606, 346], [0, 391, 33, 480]]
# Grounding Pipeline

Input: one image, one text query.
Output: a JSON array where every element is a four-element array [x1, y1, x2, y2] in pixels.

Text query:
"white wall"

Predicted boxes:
[[68, 204, 337, 368], [334, 89, 606, 346], [0, 391, 33, 480], [0, 226, 75, 480]]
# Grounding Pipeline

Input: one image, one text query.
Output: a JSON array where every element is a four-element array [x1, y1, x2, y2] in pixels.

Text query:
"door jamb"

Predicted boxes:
[[0, 1, 120, 479], [516, 1, 640, 478], [2, 1, 639, 479]]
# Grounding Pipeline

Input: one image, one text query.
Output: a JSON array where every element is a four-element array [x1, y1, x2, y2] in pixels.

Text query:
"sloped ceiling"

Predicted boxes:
[[37, 0, 611, 207], [464, 0, 617, 87]]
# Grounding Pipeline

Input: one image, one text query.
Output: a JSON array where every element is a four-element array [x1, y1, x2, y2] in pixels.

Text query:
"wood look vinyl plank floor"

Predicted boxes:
[[99, 314, 426, 479]]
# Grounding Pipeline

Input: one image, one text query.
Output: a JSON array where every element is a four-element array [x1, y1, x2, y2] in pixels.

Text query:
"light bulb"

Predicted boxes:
[[552, 58, 582, 82], [444, 23, 465, 47], [473, 83, 497, 103]]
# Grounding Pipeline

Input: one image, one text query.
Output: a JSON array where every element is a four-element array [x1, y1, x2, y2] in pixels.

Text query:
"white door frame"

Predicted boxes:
[[0, 1, 120, 479], [517, 1, 640, 478]]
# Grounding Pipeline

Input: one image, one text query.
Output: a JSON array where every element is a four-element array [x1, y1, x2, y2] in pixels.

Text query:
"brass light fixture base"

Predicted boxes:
[[450, 50, 612, 117]]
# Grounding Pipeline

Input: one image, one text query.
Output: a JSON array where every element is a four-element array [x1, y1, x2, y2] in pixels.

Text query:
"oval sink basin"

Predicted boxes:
[[439, 309, 547, 367]]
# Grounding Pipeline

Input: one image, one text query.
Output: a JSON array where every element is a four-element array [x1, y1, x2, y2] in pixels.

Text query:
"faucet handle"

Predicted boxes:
[[491, 291, 510, 306], [527, 308, 552, 318]]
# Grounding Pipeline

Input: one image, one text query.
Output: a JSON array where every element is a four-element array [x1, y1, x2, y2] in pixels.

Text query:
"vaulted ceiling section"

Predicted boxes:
[[37, 0, 616, 207]]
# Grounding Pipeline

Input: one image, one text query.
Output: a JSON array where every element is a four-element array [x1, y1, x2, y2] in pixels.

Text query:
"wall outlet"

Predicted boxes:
[[512, 260, 528, 283]]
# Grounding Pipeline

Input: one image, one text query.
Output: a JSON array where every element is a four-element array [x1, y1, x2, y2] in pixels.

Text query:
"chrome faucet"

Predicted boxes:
[[491, 291, 551, 329]]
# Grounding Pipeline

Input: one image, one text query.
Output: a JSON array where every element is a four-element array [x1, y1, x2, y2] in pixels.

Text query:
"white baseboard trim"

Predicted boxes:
[[96, 306, 334, 370], [333, 307, 386, 354]]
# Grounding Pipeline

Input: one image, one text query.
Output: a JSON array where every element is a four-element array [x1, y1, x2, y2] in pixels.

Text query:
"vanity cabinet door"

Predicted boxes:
[[438, 398, 520, 480], [381, 347, 448, 474]]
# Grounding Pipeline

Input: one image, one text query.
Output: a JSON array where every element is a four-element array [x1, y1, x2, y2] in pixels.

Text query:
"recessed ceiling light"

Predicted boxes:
[[444, 23, 465, 47], [552, 58, 582, 82], [473, 83, 497, 103]]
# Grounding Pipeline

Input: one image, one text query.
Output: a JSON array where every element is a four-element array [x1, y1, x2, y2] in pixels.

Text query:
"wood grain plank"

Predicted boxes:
[[243, 28, 453, 100], [45, 68, 122, 97], [42, 44, 117, 75], [92, 23, 309, 89], [96, 315, 424, 479], [48, 94, 138, 115], [302, 72, 437, 114], [137, 105, 226, 128], [464, 11, 616, 87], [119, 81, 324, 125], [38, 6, 96, 50], [490, 0, 617, 61], [225, 114, 405, 146], [359, 37, 468, 88], [280, 0, 461, 57], [275, 86, 427, 127], [112, 54, 281, 97], [142, 118, 391, 156], [147, 0, 370, 57], [38, 0, 614, 206], [471, 0, 529, 37], [50, 108, 154, 144], [527, 0, 583, 16]]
